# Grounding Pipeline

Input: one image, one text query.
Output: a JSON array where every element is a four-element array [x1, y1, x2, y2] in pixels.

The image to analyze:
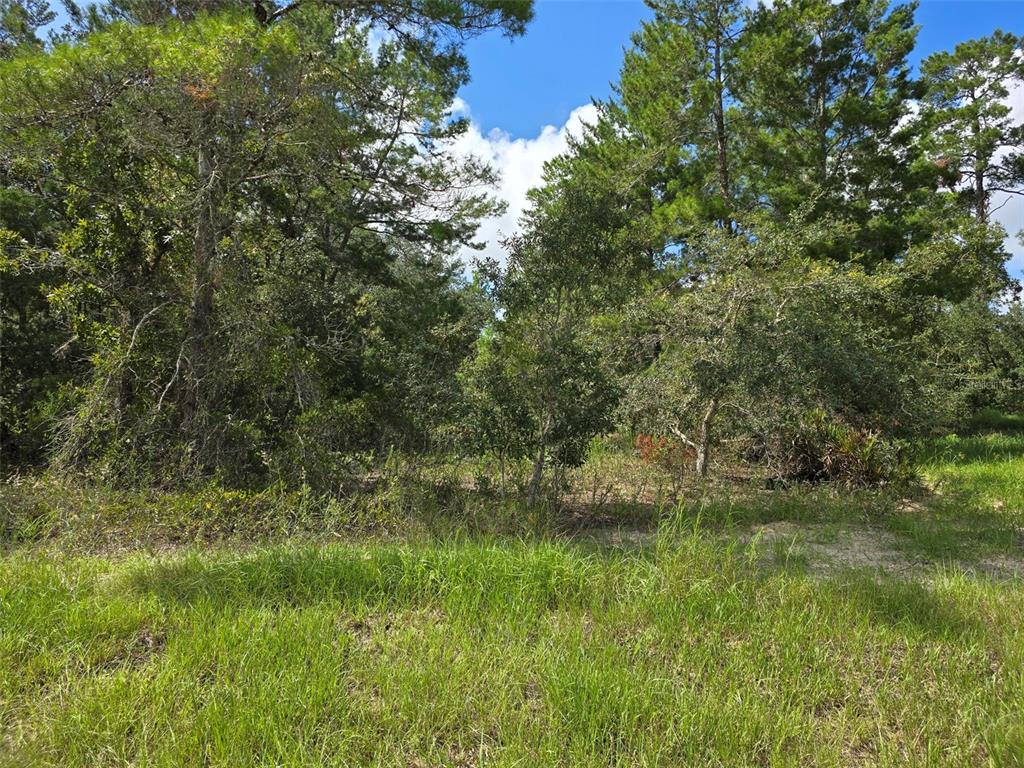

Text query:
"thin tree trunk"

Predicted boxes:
[[971, 88, 988, 223], [115, 305, 137, 419], [527, 439, 547, 506], [695, 397, 719, 477], [527, 412, 552, 506], [712, 23, 732, 233], [975, 173, 987, 223], [183, 141, 217, 431]]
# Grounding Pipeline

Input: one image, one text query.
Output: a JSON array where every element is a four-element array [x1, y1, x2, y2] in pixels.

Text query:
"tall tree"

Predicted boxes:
[[919, 31, 1024, 224], [0, 1, 531, 482], [546, 0, 923, 270], [0, 0, 53, 57], [740, 0, 920, 263], [615, 0, 746, 233], [0, 0, 73, 466]]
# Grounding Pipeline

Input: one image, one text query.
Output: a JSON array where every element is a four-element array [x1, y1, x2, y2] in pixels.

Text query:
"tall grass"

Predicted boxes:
[[3, 427, 1024, 765], [3, 529, 1023, 766]]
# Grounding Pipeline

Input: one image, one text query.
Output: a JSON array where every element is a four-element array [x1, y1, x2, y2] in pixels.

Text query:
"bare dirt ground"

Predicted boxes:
[[588, 521, 1024, 580], [746, 521, 913, 574]]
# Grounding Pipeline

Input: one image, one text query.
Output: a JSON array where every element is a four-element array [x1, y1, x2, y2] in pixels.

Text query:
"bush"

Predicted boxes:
[[779, 410, 914, 487], [634, 433, 693, 475]]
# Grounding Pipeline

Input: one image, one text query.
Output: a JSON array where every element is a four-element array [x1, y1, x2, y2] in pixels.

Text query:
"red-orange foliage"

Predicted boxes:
[[183, 79, 216, 106], [635, 433, 694, 467]]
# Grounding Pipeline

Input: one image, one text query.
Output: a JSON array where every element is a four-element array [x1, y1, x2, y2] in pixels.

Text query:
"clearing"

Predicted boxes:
[[1, 430, 1023, 767]]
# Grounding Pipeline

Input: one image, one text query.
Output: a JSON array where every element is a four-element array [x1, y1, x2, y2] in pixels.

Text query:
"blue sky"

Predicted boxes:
[[451, 1, 1024, 274], [460, 0, 1024, 139]]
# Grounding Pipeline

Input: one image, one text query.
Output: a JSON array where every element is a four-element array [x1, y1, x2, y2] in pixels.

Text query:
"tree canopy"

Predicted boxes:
[[1, 0, 1021, 494]]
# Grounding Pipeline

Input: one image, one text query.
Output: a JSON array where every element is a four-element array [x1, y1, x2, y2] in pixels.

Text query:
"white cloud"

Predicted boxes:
[[449, 96, 471, 118], [994, 195, 1023, 278], [994, 76, 1024, 278], [450, 103, 598, 267], [364, 23, 392, 59]]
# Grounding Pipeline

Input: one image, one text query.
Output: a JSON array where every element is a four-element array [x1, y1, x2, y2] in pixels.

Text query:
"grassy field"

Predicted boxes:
[[2, 428, 1023, 767]]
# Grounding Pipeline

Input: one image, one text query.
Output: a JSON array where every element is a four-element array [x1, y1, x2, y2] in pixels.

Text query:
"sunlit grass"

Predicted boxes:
[[920, 433, 1024, 511], [3, 426, 1024, 766], [882, 430, 1024, 562], [2, 531, 1024, 767]]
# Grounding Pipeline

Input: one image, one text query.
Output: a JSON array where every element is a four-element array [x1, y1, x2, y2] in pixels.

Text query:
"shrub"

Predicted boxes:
[[779, 410, 914, 487], [634, 433, 693, 475]]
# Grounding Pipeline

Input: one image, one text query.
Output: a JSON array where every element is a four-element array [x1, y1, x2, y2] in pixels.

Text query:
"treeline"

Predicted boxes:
[[1, 0, 1022, 495]]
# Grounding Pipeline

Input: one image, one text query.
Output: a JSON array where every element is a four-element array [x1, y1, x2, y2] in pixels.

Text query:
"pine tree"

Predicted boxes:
[[919, 30, 1024, 224], [740, 0, 920, 263]]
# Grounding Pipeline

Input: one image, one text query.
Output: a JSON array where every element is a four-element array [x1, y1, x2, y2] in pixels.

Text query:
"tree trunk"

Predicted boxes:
[[970, 174, 987, 222], [695, 397, 719, 477], [527, 439, 547, 506], [970, 88, 988, 223], [712, 23, 732, 233], [527, 413, 552, 506], [183, 141, 217, 431], [974, 156, 988, 223]]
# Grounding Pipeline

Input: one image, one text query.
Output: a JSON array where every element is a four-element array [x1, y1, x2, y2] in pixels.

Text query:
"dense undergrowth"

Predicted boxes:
[[0, 451, 901, 553], [2, 422, 1022, 555]]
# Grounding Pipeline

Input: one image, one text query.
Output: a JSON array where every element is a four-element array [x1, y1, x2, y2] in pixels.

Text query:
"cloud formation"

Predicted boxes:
[[995, 78, 1024, 276], [450, 102, 598, 267]]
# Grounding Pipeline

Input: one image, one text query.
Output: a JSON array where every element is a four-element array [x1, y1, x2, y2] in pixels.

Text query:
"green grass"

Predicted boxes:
[[2, 428, 1024, 766], [3, 530, 1024, 766], [882, 431, 1024, 562], [921, 433, 1024, 513]]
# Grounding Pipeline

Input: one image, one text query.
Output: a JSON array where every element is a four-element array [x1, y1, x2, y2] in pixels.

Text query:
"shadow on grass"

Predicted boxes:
[[125, 536, 988, 647], [126, 541, 605, 615], [833, 576, 984, 640]]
